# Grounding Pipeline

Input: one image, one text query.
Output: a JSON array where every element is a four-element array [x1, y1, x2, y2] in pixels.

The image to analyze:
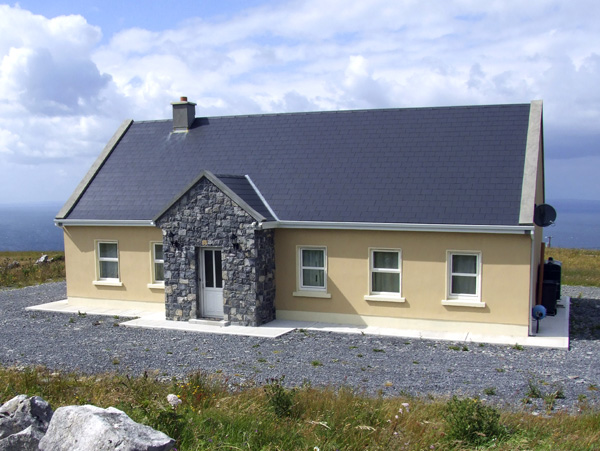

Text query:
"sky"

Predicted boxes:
[[1, 0, 599, 206]]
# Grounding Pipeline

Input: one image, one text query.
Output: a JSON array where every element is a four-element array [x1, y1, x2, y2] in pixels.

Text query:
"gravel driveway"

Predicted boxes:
[[1, 282, 599, 412]]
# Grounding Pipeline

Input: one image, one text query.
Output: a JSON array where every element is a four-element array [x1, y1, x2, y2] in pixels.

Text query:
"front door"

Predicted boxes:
[[200, 249, 224, 318]]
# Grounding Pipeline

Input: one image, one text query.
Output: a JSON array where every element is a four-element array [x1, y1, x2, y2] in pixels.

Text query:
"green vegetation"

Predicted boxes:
[[0, 251, 65, 288], [545, 248, 600, 287], [1, 366, 599, 450], [444, 396, 506, 446]]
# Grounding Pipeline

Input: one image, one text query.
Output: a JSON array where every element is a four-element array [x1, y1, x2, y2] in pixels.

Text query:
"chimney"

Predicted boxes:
[[171, 96, 196, 131]]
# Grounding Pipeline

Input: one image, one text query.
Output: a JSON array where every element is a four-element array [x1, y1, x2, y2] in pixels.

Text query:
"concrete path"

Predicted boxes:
[[27, 297, 570, 348]]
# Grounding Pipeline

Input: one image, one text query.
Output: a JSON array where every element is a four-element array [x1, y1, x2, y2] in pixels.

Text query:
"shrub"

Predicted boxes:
[[264, 376, 296, 418], [444, 396, 506, 446]]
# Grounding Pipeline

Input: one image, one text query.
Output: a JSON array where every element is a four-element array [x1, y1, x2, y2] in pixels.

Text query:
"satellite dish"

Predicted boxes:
[[532, 305, 547, 320], [534, 204, 557, 227]]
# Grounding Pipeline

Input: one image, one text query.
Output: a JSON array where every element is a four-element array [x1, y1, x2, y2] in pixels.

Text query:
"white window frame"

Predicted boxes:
[[148, 242, 165, 289], [364, 248, 405, 302], [442, 250, 485, 308], [293, 246, 331, 298], [93, 240, 122, 287]]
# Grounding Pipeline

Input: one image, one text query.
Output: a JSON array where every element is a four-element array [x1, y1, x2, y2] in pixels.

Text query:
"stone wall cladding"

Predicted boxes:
[[156, 178, 276, 326]]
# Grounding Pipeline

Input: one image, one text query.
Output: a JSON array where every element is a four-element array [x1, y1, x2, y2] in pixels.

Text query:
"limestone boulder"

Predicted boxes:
[[38, 404, 175, 451], [0, 395, 53, 450], [0, 425, 45, 451]]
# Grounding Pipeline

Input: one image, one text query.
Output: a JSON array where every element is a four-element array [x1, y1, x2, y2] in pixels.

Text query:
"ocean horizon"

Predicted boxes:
[[0, 199, 598, 252]]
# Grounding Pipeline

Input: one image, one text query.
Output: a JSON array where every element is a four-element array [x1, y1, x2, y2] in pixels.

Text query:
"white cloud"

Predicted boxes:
[[1, 0, 600, 202]]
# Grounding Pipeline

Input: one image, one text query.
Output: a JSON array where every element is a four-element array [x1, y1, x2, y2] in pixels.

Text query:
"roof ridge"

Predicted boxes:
[[133, 103, 532, 123]]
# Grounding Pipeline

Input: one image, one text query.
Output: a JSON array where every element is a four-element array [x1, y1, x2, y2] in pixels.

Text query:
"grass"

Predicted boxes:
[[545, 248, 600, 287], [0, 251, 65, 289], [1, 366, 599, 450]]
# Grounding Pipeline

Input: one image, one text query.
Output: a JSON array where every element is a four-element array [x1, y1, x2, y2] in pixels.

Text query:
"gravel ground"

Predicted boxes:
[[1, 282, 599, 412]]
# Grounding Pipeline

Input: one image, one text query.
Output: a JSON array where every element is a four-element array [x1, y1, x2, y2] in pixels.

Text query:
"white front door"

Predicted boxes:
[[200, 249, 224, 318]]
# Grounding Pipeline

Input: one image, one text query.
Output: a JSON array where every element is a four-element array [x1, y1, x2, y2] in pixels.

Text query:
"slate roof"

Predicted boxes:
[[61, 103, 532, 226]]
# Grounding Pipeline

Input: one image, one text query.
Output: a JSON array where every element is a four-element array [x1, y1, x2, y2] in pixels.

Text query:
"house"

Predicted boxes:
[[55, 98, 546, 339]]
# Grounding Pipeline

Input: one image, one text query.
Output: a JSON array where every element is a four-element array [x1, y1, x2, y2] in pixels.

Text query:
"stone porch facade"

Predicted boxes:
[[156, 178, 276, 326]]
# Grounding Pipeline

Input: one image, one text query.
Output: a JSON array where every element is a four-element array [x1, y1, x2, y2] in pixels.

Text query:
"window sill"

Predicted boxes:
[[364, 295, 405, 303], [442, 299, 486, 308], [93, 280, 123, 287], [293, 290, 331, 299], [147, 283, 165, 290]]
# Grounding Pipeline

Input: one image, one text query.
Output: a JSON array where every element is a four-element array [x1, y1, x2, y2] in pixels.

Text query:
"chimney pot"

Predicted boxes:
[[180, 96, 187, 102]]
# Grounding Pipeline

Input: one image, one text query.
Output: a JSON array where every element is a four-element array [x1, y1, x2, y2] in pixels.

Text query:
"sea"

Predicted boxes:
[[0, 199, 598, 251]]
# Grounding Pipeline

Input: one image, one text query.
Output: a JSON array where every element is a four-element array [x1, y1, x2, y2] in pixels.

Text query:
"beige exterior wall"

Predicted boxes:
[[63, 226, 165, 304], [275, 229, 533, 328]]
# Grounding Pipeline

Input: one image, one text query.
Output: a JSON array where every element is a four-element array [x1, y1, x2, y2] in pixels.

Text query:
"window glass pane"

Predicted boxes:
[[373, 251, 398, 269], [303, 269, 324, 287], [100, 261, 118, 279], [155, 244, 163, 261], [154, 263, 164, 281], [215, 251, 223, 288], [452, 275, 476, 295], [302, 249, 324, 268], [452, 255, 476, 274], [373, 272, 400, 293], [204, 250, 214, 288], [99, 242, 117, 259]]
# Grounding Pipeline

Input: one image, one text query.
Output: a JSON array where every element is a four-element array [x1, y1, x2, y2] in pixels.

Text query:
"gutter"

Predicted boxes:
[[258, 220, 534, 235], [55, 218, 533, 235], [55, 219, 156, 227]]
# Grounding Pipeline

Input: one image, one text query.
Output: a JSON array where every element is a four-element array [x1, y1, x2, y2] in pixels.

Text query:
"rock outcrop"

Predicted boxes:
[[0, 396, 175, 451], [0, 395, 53, 450], [39, 405, 175, 451]]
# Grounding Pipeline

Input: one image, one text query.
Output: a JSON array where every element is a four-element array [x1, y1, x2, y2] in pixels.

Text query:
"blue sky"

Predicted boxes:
[[1, 0, 599, 205]]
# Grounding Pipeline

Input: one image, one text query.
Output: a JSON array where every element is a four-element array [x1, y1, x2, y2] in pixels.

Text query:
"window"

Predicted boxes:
[[152, 243, 164, 283], [371, 249, 402, 293], [450, 254, 478, 296], [97, 242, 119, 280], [300, 247, 326, 291], [443, 251, 484, 307]]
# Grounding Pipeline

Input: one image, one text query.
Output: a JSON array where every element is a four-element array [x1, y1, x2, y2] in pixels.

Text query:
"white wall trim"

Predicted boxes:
[[293, 291, 332, 299]]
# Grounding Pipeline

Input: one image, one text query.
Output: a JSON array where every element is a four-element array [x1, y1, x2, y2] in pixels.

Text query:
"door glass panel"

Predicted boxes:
[[215, 251, 222, 288], [204, 250, 214, 288]]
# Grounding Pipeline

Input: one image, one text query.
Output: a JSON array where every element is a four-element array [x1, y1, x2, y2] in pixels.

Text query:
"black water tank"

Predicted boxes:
[[541, 258, 562, 316], [542, 281, 558, 316], [544, 258, 562, 299]]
